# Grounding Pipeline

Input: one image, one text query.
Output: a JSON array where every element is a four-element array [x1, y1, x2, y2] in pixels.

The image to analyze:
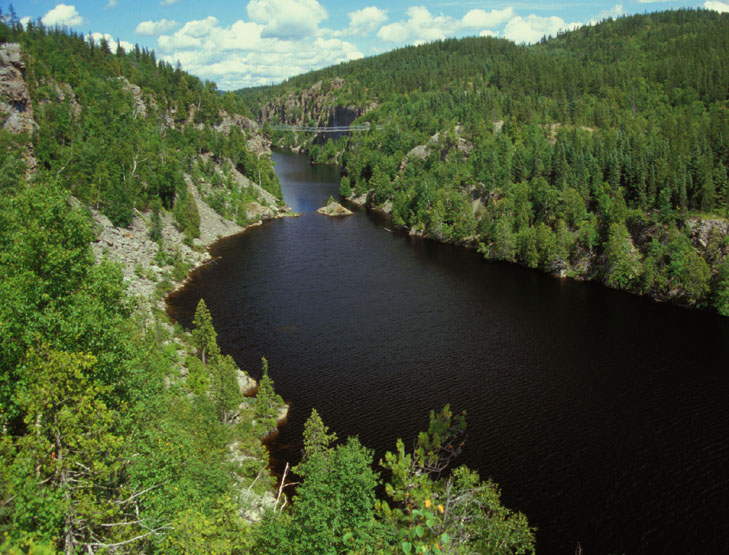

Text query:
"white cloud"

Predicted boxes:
[[343, 6, 388, 37], [217, 20, 265, 50], [461, 7, 514, 29], [157, 14, 362, 89], [479, 29, 498, 38], [135, 19, 179, 36], [247, 0, 328, 39], [377, 6, 459, 43], [590, 4, 624, 24], [159, 32, 202, 50], [105, 0, 118, 9], [177, 16, 220, 37], [158, 16, 218, 49], [377, 21, 410, 42], [704, 0, 729, 12], [377, 5, 516, 45], [160, 0, 179, 5], [503, 14, 581, 44], [41, 4, 82, 27], [87, 32, 134, 53], [19, 16, 32, 28]]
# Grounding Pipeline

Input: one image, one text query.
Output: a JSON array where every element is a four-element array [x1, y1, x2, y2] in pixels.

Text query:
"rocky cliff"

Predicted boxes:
[[0, 42, 37, 172], [258, 78, 372, 146]]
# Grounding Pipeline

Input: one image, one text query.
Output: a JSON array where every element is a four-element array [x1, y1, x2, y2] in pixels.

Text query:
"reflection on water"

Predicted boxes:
[[168, 149, 729, 554]]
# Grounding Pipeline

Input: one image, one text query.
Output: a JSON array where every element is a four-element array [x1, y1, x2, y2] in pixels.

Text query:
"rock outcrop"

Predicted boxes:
[[215, 112, 271, 156], [0, 43, 36, 135], [317, 201, 353, 217], [258, 78, 374, 145], [0, 43, 37, 173]]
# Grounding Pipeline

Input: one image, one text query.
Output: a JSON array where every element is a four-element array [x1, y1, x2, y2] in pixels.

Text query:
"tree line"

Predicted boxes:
[[245, 9, 729, 314], [1, 15, 535, 553]]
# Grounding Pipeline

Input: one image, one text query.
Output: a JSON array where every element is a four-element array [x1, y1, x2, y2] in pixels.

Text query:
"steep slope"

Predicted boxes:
[[241, 9, 729, 315], [0, 20, 290, 553]]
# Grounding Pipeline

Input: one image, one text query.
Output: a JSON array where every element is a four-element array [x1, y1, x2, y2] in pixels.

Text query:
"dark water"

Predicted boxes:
[[168, 150, 729, 554]]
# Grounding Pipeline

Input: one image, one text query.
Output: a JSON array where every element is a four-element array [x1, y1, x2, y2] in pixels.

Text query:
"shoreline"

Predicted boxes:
[[343, 189, 727, 314]]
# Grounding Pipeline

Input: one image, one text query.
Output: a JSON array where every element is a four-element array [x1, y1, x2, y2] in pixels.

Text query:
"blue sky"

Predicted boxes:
[[7, 0, 728, 90]]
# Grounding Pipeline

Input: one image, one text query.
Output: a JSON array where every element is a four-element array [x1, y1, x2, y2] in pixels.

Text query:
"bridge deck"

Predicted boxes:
[[269, 124, 378, 132]]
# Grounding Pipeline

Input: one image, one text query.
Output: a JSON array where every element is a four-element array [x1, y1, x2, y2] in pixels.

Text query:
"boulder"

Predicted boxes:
[[317, 201, 353, 217]]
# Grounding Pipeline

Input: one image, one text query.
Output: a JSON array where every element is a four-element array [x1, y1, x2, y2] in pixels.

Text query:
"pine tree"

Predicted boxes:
[[255, 357, 283, 424], [191, 299, 219, 365]]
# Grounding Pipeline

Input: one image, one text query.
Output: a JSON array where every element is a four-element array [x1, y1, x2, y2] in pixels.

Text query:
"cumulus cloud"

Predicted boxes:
[[247, 0, 328, 39], [342, 6, 388, 37], [377, 5, 514, 44], [157, 14, 361, 89], [87, 32, 134, 53], [590, 4, 624, 24], [41, 4, 83, 27], [704, 0, 729, 12], [377, 21, 410, 42], [160, 0, 179, 5], [377, 6, 460, 43], [461, 7, 514, 29], [503, 14, 581, 44], [135, 19, 179, 36], [105, 0, 118, 8]]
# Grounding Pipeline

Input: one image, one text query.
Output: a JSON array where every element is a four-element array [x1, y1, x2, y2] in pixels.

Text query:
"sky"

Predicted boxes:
[[7, 0, 729, 90]]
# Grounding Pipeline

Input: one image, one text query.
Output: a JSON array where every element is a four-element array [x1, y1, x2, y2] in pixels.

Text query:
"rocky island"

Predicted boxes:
[[317, 197, 353, 217]]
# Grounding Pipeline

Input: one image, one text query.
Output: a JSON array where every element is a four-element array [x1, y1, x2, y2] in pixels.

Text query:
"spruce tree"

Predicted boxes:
[[191, 299, 219, 365]]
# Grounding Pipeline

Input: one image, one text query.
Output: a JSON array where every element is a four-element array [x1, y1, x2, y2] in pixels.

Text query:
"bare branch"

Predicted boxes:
[[86, 525, 170, 549], [116, 482, 165, 506], [274, 462, 289, 512]]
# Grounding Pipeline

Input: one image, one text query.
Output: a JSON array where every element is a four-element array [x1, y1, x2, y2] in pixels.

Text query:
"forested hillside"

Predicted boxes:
[[243, 9, 729, 314], [0, 15, 291, 553], [0, 15, 535, 554]]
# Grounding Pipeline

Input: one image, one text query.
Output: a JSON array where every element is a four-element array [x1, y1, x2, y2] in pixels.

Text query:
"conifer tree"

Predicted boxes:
[[255, 357, 283, 424], [192, 298, 219, 364]]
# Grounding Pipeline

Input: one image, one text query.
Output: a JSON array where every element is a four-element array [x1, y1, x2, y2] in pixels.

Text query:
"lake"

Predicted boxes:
[[167, 149, 729, 553]]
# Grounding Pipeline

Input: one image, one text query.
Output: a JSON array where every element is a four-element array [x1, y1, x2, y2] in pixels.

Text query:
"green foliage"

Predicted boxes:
[[258, 436, 381, 553], [379, 406, 535, 554], [603, 223, 642, 290], [210, 354, 242, 424], [191, 298, 219, 364], [259, 407, 534, 554], [0, 185, 134, 425], [255, 358, 284, 431], [0, 19, 290, 554], [244, 9, 729, 314], [300, 408, 337, 463], [642, 229, 713, 304], [149, 199, 163, 242], [173, 188, 201, 240], [339, 175, 352, 197], [1, 346, 130, 552], [713, 258, 729, 316], [0, 130, 28, 194], [161, 497, 254, 554]]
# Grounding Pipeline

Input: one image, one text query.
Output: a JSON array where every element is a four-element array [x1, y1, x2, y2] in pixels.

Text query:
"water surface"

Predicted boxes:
[[168, 149, 729, 554]]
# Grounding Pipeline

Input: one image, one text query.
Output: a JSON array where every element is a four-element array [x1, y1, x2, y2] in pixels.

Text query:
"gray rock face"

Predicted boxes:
[[317, 201, 353, 216], [116, 76, 154, 119], [215, 112, 272, 156], [685, 217, 729, 250], [0, 43, 37, 135], [91, 180, 246, 301], [259, 78, 373, 135]]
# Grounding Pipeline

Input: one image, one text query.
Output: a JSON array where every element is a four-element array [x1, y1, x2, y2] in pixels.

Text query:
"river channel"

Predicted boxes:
[[167, 149, 729, 553]]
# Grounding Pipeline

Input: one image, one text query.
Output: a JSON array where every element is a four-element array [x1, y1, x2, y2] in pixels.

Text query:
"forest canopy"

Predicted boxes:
[[242, 9, 729, 315]]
